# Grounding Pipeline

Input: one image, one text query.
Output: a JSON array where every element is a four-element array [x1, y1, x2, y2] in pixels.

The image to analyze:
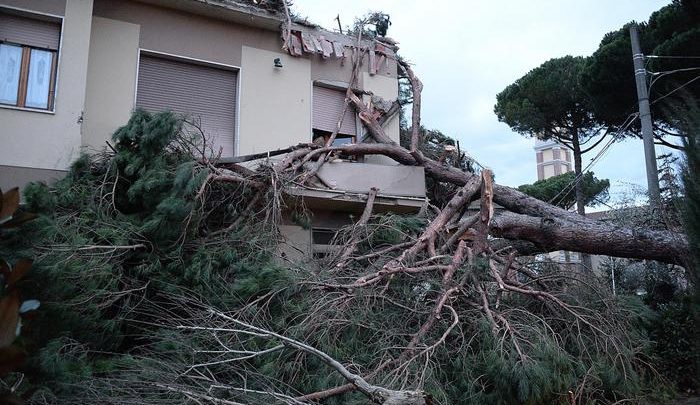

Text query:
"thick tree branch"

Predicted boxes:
[[398, 58, 423, 152], [490, 211, 687, 265], [271, 141, 687, 264]]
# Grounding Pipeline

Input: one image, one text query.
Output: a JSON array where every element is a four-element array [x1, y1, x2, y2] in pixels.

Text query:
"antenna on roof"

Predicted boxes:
[[335, 14, 343, 34]]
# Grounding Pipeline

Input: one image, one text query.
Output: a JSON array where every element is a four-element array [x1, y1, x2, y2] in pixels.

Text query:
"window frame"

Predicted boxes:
[[311, 227, 341, 258], [136, 48, 242, 156], [312, 129, 357, 146], [0, 6, 63, 114], [311, 82, 360, 138]]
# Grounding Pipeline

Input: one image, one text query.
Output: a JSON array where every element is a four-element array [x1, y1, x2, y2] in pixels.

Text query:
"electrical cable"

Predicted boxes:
[[646, 55, 700, 60], [545, 112, 639, 207], [650, 74, 700, 106], [546, 112, 637, 205], [649, 67, 700, 92]]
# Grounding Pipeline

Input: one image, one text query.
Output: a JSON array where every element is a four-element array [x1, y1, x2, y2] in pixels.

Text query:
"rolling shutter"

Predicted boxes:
[[313, 85, 356, 136], [136, 54, 237, 157], [0, 11, 61, 50]]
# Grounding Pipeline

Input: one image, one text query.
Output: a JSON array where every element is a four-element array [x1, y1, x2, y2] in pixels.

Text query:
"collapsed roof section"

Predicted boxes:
[[281, 12, 400, 76], [162, 0, 398, 76]]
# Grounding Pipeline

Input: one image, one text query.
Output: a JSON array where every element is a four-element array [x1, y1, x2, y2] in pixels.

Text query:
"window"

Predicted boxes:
[[0, 10, 61, 111], [312, 85, 357, 138], [312, 228, 338, 245], [558, 251, 567, 263], [311, 227, 340, 259], [136, 53, 238, 158], [312, 129, 356, 147]]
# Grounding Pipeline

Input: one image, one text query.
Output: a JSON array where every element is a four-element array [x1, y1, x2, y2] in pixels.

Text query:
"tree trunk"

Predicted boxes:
[[571, 131, 585, 216], [571, 131, 594, 270], [292, 142, 687, 265], [490, 211, 687, 265]]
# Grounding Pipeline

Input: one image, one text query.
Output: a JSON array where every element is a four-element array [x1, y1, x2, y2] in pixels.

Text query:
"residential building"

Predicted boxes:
[[533, 138, 582, 269], [534, 138, 572, 180], [0, 0, 426, 259]]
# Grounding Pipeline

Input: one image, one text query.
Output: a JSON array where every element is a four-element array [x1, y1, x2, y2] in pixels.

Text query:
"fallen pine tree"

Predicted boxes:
[[2, 25, 691, 404], [0, 105, 685, 404]]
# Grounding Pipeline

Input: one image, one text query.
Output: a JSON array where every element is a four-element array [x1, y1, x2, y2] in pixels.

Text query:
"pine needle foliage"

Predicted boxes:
[[679, 99, 700, 392], [0, 110, 677, 404], [0, 110, 286, 398]]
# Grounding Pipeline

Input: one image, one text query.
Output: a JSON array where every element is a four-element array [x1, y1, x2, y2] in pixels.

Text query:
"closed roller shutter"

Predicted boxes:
[[136, 54, 237, 157], [313, 86, 356, 136], [0, 11, 61, 50]]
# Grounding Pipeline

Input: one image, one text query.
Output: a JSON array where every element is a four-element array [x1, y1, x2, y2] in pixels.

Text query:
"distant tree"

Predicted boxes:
[[517, 171, 610, 210], [581, 0, 700, 150], [494, 56, 611, 215]]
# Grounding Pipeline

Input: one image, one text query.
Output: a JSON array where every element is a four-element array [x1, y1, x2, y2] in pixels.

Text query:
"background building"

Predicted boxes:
[[534, 138, 572, 180], [533, 138, 582, 269]]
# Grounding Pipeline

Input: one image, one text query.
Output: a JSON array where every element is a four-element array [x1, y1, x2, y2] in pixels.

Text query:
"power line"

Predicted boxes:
[[549, 136, 615, 207], [646, 55, 700, 60], [545, 112, 639, 207], [650, 74, 700, 106], [649, 67, 700, 76], [553, 112, 637, 198], [649, 67, 700, 92]]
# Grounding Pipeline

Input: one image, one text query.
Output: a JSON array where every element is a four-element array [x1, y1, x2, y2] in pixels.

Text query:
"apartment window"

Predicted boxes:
[[312, 85, 357, 139], [0, 10, 61, 111], [136, 53, 238, 158], [311, 227, 339, 259], [312, 130, 356, 147]]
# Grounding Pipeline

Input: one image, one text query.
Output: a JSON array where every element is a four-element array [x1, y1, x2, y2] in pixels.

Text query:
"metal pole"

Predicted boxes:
[[629, 24, 661, 207], [611, 263, 616, 296]]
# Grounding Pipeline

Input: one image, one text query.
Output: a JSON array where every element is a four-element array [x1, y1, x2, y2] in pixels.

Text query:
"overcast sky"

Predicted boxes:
[[292, 0, 673, 207]]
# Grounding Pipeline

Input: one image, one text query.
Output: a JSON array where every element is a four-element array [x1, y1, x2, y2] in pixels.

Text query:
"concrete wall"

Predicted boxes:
[[316, 161, 425, 197], [0, 0, 66, 16], [83, 16, 140, 152], [238, 46, 311, 155], [92, 0, 278, 67], [0, 165, 65, 194], [88, 0, 400, 156], [278, 224, 310, 262], [0, 0, 93, 189], [360, 71, 400, 165]]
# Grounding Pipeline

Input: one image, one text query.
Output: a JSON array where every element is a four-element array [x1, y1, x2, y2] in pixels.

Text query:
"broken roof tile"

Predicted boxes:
[[332, 41, 344, 59], [290, 31, 303, 56], [318, 36, 333, 59], [300, 32, 315, 53], [310, 35, 323, 54]]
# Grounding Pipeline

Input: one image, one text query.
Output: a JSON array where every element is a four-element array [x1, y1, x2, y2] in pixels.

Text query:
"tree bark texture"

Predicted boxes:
[[296, 142, 687, 265], [571, 132, 585, 216]]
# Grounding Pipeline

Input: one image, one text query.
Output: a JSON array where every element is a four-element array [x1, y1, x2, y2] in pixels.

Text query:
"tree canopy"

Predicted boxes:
[[494, 55, 611, 216], [494, 56, 606, 144], [581, 0, 700, 140], [518, 171, 610, 210]]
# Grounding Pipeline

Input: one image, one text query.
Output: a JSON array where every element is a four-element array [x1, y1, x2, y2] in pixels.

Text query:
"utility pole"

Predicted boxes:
[[629, 24, 661, 207]]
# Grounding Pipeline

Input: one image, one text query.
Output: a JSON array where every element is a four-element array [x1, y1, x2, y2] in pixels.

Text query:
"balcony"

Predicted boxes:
[[286, 160, 426, 213]]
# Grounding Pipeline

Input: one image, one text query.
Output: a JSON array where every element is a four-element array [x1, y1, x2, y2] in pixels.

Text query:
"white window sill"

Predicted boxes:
[[0, 104, 55, 115]]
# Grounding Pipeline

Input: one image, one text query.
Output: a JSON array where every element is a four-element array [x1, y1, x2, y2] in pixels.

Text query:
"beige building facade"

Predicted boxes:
[[532, 139, 583, 268], [0, 0, 425, 259], [534, 139, 572, 181]]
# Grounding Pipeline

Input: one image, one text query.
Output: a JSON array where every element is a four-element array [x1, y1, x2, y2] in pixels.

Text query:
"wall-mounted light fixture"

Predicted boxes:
[[274, 58, 283, 68]]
